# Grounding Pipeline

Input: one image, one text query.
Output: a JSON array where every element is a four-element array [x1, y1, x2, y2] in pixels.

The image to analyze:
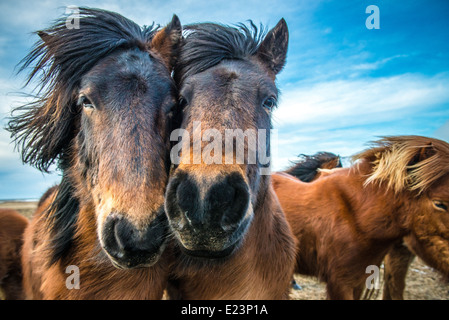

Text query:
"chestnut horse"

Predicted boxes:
[[7, 8, 182, 299], [283, 151, 415, 299], [272, 136, 449, 299], [284, 151, 420, 300], [0, 209, 28, 299], [165, 20, 296, 299]]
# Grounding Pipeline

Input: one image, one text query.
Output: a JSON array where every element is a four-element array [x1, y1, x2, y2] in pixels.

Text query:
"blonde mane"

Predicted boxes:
[[352, 136, 449, 194]]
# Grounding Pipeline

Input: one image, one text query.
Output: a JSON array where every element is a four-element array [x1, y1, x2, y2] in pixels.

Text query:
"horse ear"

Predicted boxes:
[[37, 31, 52, 43], [256, 18, 289, 75], [151, 14, 182, 70], [409, 143, 436, 166]]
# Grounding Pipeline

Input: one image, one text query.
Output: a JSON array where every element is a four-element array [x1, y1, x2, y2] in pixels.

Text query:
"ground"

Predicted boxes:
[[289, 258, 449, 300], [1, 200, 448, 300]]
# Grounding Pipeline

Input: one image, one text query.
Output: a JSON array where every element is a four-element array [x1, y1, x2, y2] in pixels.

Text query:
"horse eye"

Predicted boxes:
[[262, 97, 277, 110], [78, 96, 95, 110], [433, 201, 448, 211], [178, 96, 188, 109]]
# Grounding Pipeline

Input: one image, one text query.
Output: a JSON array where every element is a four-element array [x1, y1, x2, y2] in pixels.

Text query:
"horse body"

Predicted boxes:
[[274, 167, 398, 299], [273, 136, 449, 299], [0, 209, 28, 299], [9, 8, 182, 299], [282, 150, 416, 300]]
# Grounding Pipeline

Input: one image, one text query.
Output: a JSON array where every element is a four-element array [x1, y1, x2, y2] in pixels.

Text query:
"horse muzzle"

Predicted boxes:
[[165, 169, 252, 259], [101, 211, 169, 269]]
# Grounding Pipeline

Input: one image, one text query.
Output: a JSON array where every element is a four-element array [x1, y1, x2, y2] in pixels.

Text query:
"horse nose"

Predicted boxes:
[[101, 212, 168, 269], [166, 171, 250, 229]]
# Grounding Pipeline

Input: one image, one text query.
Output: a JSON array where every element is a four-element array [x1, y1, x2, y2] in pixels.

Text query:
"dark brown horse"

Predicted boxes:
[[272, 136, 449, 299], [7, 8, 182, 299], [165, 20, 296, 299], [0, 209, 28, 300]]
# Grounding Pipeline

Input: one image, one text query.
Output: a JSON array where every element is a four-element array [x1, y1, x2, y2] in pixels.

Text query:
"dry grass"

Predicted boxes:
[[0, 201, 37, 219], [289, 258, 449, 300]]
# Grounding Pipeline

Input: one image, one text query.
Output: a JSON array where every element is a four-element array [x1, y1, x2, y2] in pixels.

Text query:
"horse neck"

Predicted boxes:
[[330, 168, 408, 242], [74, 201, 101, 257], [244, 175, 296, 290], [253, 174, 281, 227]]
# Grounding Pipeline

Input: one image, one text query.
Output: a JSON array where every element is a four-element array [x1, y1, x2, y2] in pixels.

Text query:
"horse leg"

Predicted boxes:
[[326, 281, 354, 300], [1, 270, 24, 300], [383, 241, 415, 300], [352, 283, 367, 300]]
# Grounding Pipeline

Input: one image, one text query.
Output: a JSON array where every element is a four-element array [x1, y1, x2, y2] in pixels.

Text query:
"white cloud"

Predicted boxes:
[[0, 0, 318, 33], [270, 72, 449, 170], [351, 54, 409, 71], [274, 73, 449, 128]]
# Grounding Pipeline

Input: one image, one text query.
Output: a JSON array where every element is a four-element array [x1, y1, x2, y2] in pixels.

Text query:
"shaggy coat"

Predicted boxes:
[[0, 209, 28, 300]]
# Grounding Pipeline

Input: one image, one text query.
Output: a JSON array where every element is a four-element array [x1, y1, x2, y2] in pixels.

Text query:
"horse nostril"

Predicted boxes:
[[208, 172, 250, 227], [165, 172, 201, 225], [101, 212, 168, 268]]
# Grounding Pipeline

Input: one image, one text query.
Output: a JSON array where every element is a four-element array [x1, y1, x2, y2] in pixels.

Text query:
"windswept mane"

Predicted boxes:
[[352, 136, 449, 194], [7, 7, 157, 172], [285, 152, 342, 182], [174, 21, 266, 84]]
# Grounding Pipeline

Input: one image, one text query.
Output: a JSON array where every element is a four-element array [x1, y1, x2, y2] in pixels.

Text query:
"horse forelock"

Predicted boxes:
[[352, 136, 449, 195], [174, 21, 266, 84]]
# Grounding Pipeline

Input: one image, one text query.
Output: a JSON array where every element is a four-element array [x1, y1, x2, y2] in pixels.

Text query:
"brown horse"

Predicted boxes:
[[0, 209, 28, 300], [164, 20, 296, 299], [272, 135, 449, 299], [7, 8, 182, 299], [283, 151, 420, 300]]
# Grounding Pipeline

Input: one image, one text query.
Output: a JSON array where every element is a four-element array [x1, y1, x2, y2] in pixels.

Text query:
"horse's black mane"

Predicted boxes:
[[174, 21, 266, 84], [8, 7, 157, 172], [7, 8, 158, 265], [285, 152, 342, 182]]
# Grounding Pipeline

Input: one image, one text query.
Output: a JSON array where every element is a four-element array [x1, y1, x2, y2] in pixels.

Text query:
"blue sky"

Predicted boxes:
[[0, 0, 448, 199]]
